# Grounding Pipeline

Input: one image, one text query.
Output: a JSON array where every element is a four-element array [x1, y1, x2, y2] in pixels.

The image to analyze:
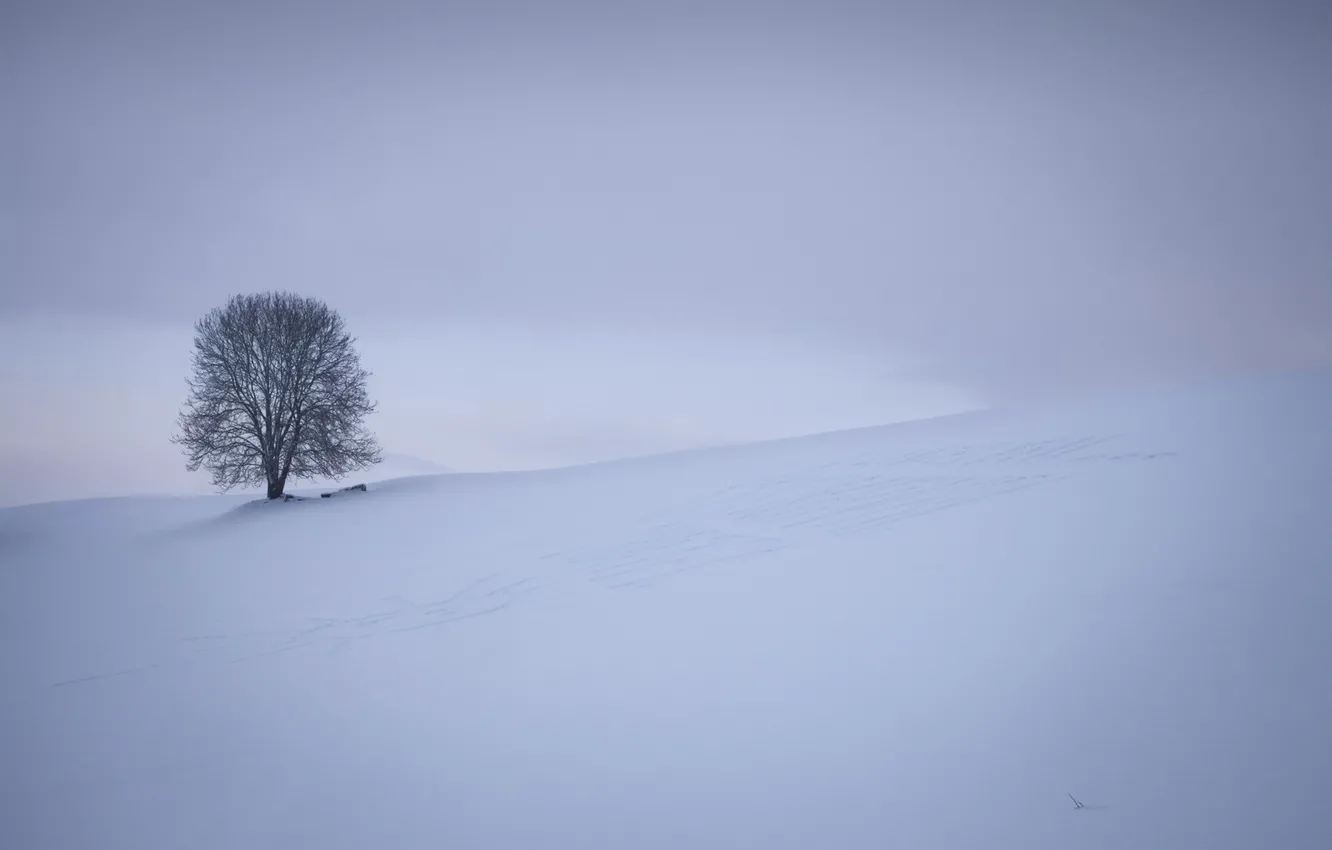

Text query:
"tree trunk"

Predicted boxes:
[[267, 477, 284, 499]]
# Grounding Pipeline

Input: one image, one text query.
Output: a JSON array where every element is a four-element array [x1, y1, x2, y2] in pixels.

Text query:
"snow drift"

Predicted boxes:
[[2, 369, 1330, 849]]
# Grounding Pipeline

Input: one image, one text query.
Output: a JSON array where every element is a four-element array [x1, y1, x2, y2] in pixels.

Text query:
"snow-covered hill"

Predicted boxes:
[[2, 369, 1329, 850]]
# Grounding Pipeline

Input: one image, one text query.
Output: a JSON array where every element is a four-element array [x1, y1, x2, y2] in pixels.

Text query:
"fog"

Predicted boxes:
[[3, 0, 1330, 506]]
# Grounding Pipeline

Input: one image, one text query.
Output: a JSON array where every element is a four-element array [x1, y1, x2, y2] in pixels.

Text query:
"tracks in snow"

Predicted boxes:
[[47, 432, 1175, 688]]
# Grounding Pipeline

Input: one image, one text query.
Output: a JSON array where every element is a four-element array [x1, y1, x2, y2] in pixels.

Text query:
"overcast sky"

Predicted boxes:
[[3, 0, 1330, 506]]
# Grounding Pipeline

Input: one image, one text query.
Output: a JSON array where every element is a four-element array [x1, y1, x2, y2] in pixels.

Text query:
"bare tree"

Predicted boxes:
[[172, 292, 382, 499]]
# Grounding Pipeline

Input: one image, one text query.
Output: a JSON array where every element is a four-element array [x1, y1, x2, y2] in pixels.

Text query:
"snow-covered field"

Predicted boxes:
[[2, 369, 1330, 849]]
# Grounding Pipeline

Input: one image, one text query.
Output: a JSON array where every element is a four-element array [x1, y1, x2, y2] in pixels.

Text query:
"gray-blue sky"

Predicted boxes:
[[3, 0, 1330, 505]]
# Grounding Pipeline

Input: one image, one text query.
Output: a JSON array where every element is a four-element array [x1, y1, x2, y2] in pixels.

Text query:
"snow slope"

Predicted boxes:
[[2, 369, 1330, 849]]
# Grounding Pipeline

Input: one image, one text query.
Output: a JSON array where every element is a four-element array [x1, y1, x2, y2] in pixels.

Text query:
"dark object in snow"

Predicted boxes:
[[321, 483, 368, 498], [1069, 793, 1085, 809]]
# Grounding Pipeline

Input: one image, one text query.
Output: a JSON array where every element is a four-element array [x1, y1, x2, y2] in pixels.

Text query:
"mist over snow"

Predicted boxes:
[[0, 315, 976, 507], [3, 368, 1330, 849], [4, 0, 1331, 505]]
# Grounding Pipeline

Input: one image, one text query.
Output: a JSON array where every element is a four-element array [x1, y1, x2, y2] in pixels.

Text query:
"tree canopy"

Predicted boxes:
[[173, 292, 381, 499]]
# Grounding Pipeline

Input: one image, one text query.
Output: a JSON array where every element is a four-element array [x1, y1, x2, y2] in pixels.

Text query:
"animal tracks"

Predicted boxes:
[[241, 574, 546, 654], [48, 431, 1176, 689], [537, 433, 1176, 588], [48, 574, 544, 688]]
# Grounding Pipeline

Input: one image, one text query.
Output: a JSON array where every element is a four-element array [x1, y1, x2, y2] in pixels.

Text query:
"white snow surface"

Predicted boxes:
[[2, 369, 1330, 849]]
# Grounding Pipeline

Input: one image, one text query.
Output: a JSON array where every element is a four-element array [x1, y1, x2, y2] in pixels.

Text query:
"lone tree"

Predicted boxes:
[[173, 292, 382, 499]]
